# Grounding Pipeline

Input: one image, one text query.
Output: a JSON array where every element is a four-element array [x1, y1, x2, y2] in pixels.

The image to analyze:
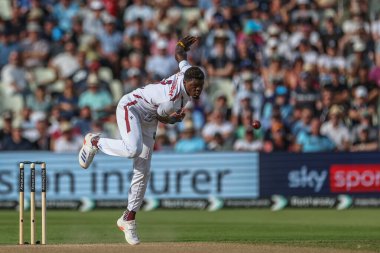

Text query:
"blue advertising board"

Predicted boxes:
[[259, 152, 380, 197], [0, 152, 259, 206]]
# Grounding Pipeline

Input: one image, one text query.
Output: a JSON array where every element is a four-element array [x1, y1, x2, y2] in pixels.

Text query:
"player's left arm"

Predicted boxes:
[[175, 35, 199, 63], [156, 109, 185, 124]]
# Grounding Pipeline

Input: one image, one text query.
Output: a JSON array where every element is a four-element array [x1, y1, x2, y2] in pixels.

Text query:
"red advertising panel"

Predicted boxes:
[[330, 165, 380, 193]]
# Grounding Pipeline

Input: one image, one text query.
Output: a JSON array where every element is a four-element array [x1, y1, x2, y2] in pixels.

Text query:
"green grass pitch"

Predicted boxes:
[[0, 209, 379, 251]]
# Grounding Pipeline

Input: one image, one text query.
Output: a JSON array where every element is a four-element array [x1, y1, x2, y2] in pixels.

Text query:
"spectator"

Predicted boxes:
[[50, 40, 80, 79], [21, 22, 49, 68], [175, 121, 206, 153], [56, 79, 79, 119], [2, 125, 35, 151], [234, 128, 263, 152], [202, 109, 234, 144], [146, 39, 177, 81], [83, 0, 106, 36], [123, 0, 154, 26], [53, 122, 82, 152], [291, 71, 320, 109], [263, 115, 292, 152], [320, 105, 350, 151], [205, 30, 235, 79], [97, 15, 123, 66], [350, 125, 379, 152], [0, 111, 13, 149], [52, 0, 79, 32], [1, 51, 28, 96], [291, 107, 313, 136], [0, 31, 20, 69], [78, 73, 113, 120], [74, 106, 92, 135], [26, 85, 52, 113], [296, 118, 335, 152]]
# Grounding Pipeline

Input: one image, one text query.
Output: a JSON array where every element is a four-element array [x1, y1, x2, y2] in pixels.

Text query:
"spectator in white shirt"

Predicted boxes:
[[234, 128, 263, 152], [54, 122, 83, 153], [320, 105, 350, 151], [1, 51, 28, 96], [50, 41, 79, 78], [202, 109, 234, 143]]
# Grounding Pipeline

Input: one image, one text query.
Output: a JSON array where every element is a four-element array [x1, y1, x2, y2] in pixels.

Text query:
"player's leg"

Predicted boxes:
[[117, 121, 156, 245], [97, 105, 143, 158], [78, 103, 143, 169]]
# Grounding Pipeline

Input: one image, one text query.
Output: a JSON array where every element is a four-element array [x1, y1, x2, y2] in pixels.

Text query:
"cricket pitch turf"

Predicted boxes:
[[0, 209, 378, 253]]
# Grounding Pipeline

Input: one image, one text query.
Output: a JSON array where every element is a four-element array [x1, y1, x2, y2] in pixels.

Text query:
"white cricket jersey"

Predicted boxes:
[[119, 60, 192, 122]]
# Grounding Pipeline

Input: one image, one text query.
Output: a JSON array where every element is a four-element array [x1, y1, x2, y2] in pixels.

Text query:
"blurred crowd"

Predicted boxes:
[[0, 0, 379, 153]]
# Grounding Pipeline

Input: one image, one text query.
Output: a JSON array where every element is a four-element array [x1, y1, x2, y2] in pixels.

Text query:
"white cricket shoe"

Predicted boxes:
[[117, 215, 140, 245], [78, 133, 101, 169]]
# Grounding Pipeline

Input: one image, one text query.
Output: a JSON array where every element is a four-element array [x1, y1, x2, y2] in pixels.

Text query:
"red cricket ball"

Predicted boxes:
[[252, 120, 261, 129]]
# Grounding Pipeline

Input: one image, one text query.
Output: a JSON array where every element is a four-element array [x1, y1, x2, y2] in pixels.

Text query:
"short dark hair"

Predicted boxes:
[[184, 67, 205, 81]]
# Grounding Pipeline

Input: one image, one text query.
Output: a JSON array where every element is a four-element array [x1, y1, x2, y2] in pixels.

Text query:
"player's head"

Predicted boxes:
[[184, 67, 205, 99]]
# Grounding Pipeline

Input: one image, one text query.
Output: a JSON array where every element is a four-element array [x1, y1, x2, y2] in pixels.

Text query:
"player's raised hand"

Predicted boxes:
[[177, 36, 199, 51]]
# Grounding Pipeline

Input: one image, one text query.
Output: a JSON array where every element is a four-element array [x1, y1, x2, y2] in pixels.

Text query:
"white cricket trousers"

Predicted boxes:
[[98, 97, 157, 212]]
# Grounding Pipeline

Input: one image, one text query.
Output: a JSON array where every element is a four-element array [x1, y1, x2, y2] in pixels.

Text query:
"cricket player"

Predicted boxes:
[[78, 36, 204, 245]]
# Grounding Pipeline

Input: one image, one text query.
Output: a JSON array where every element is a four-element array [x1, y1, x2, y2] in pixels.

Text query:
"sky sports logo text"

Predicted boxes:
[[330, 165, 380, 192]]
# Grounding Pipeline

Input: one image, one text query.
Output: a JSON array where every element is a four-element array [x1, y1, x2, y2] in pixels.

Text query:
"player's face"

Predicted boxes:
[[185, 79, 204, 99]]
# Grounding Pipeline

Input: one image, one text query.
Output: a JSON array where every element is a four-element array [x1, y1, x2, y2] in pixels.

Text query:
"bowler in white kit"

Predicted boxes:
[[78, 36, 204, 245]]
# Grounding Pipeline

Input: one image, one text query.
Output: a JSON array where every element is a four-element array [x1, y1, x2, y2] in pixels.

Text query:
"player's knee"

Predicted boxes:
[[128, 145, 143, 158]]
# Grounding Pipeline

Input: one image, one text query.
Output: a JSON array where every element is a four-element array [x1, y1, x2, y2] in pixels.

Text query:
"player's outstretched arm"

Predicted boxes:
[[175, 36, 198, 63], [156, 110, 185, 124]]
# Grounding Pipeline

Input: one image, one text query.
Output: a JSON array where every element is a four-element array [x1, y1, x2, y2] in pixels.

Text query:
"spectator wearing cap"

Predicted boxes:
[[263, 115, 292, 152], [322, 67, 349, 105], [350, 125, 379, 152], [52, 0, 79, 32], [83, 0, 107, 36], [296, 118, 335, 152], [232, 72, 264, 123], [26, 85, 52, 113], [353, 64, 379, 104], [320, 105, 350, 151], [97, 15, 123, 68], [205, 30, 235, 79], [1, 51, 28, 96], [150, 23, 177, 56], [78, 73, 113, 120], [21, 22, 49, 68], [291, 71, 320, 109], [123, 0, 154, 26], [2, 124, 35, 151], [351, 110, 378, 145], [53, 122, 83, 153], [262, 86, 293, 127], [50, 40, 80, 79], [348, 86, 370, 124], [234, 128, 263, 152], [146, 38, 177, 81], [175, 120, 206, 153], [347, 41, 373, 69]]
